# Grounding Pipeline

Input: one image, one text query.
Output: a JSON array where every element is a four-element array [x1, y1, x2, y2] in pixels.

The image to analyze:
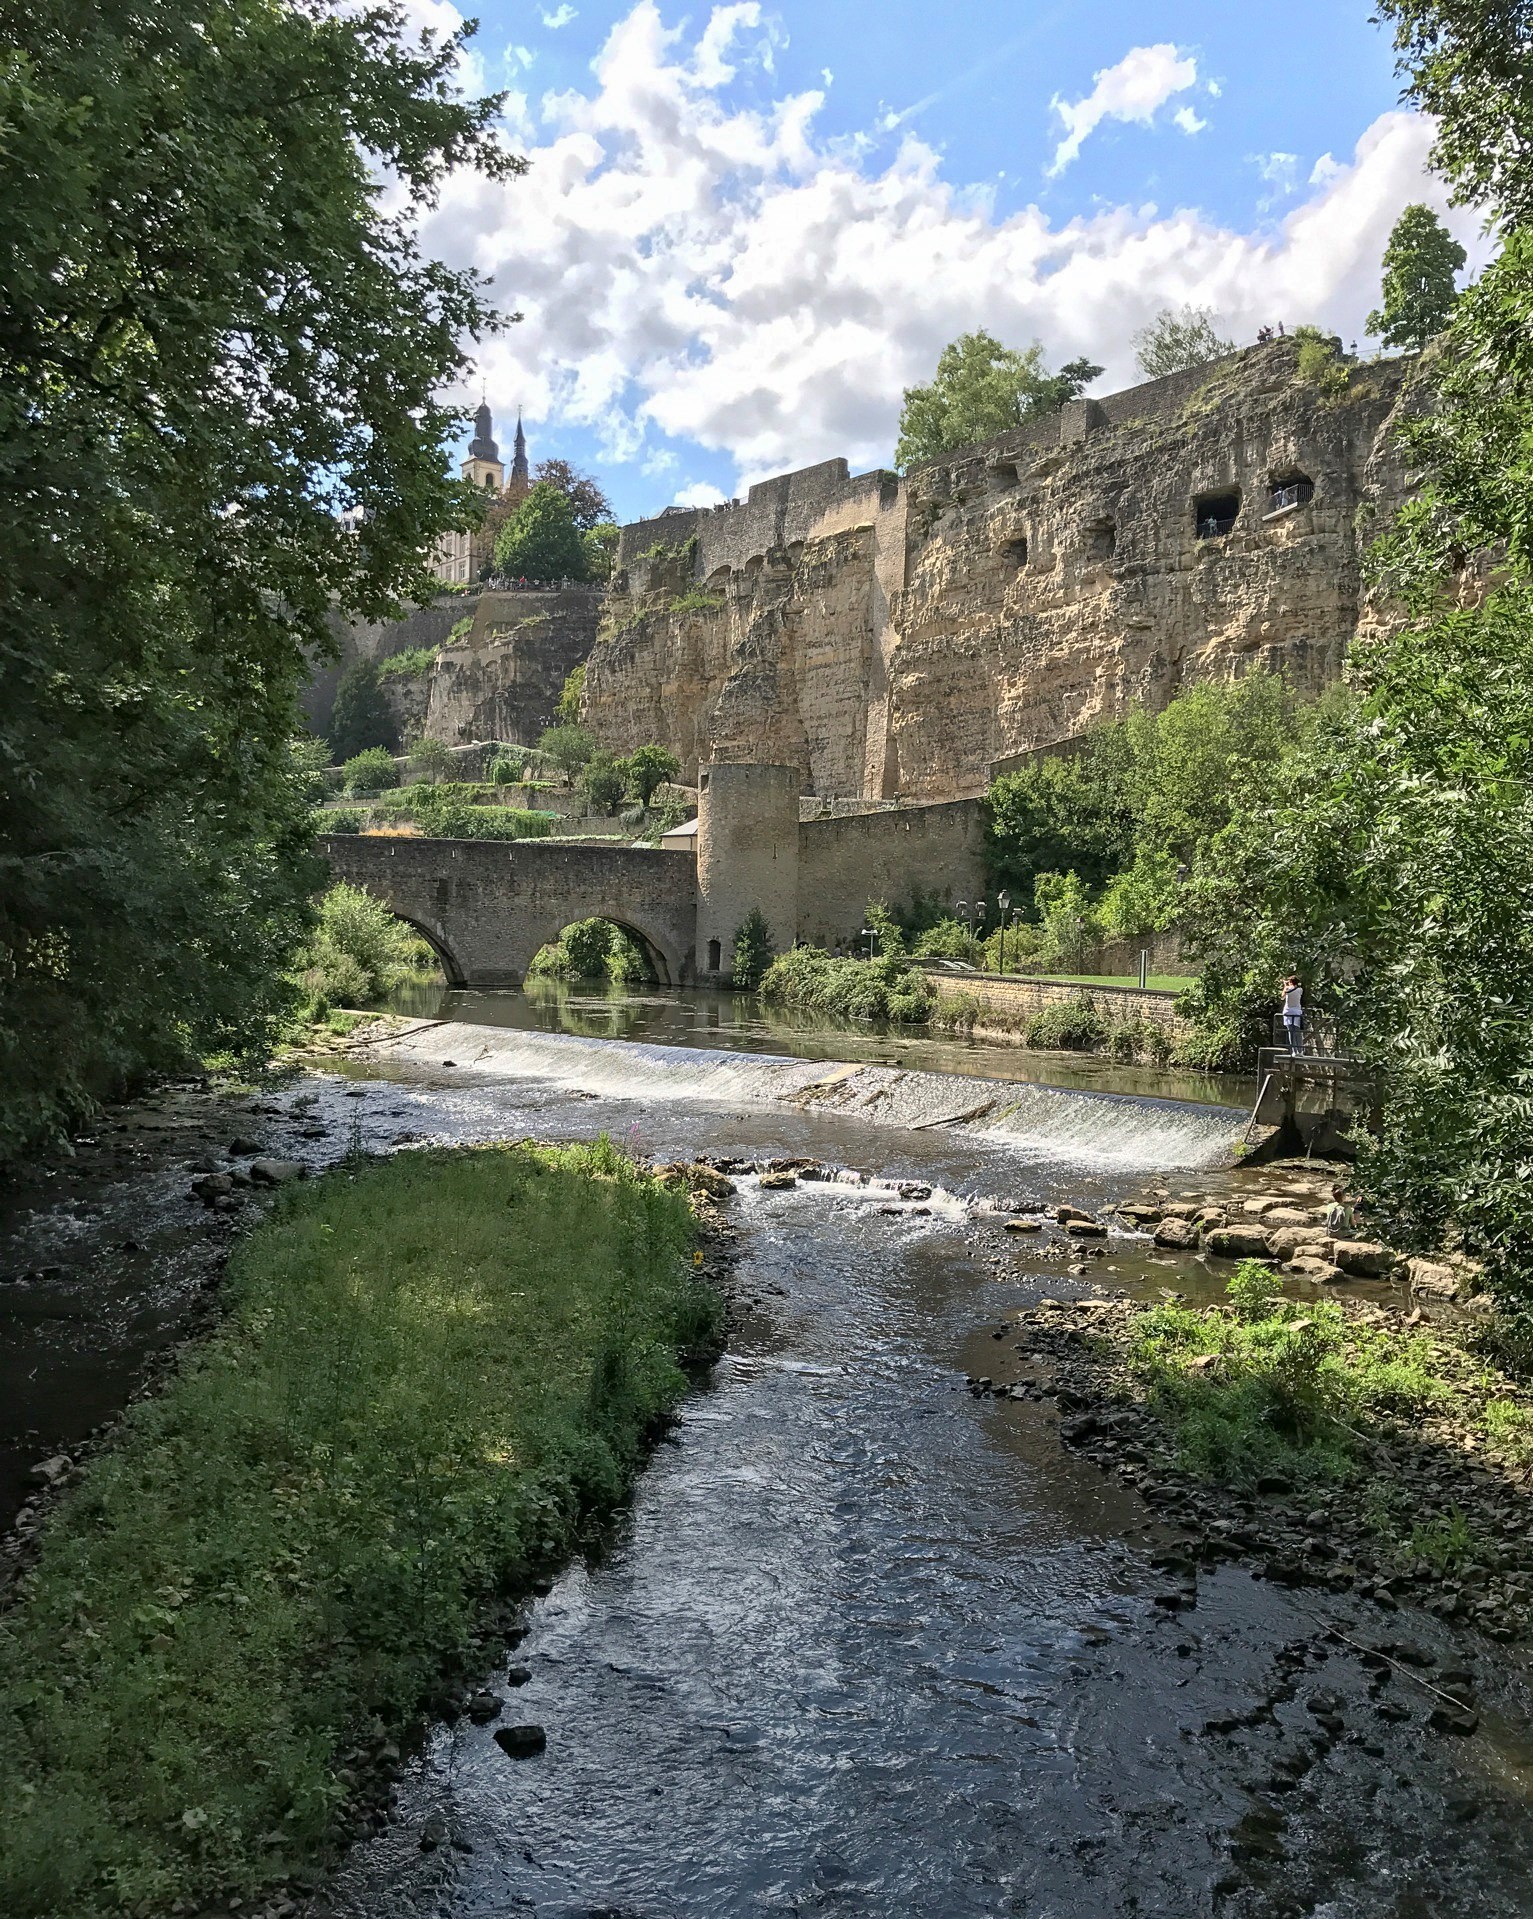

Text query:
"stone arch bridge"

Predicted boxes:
[[321, 834, 699, 986]]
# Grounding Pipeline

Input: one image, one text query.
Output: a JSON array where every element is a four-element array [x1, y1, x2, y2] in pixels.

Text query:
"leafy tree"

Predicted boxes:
[[1367, 204, 1467, 350], [328, 658, 398, 761], [556, 663, 586, 724], [290, 735, 333, 806], [488, 753, 523, 786], [532, 458, 612, 531], [1033, 873, 1101, 971], [0, 0, 515, 1154], [730, 907, 774, 990], [985, 745, 1135, 901], [895, 331, 1104, 468], [494, 482, 589, 580], [538, 723, 595, 786], [581, 751, 626, 815], [625, 742, 682, 807], [582, 522, 620, 583], [341, 747, 400, 796], [408, 735, 454, 783], [1133, 305, 1237, 378]]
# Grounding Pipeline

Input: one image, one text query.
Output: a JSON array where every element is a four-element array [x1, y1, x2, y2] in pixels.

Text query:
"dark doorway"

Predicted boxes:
[[1194, 488, 1240, 539], [707, 938, 722, 974]]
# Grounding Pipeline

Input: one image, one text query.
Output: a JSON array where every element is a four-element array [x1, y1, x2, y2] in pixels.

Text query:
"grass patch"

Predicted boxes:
[[1127, 1260, 1447, 1491], [1020, 972, 1195, 991], [0, 1140, 718, 1918]]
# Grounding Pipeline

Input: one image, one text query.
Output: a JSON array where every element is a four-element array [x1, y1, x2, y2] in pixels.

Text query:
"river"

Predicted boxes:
[[5, 996, 1533, 1915]]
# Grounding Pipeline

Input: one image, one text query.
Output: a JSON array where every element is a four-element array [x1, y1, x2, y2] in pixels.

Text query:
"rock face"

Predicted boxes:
[[585, 340, 1422, 799]]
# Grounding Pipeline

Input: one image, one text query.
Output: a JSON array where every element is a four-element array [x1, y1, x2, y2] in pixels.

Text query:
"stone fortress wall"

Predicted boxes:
[[584, 338, 1422, 803]]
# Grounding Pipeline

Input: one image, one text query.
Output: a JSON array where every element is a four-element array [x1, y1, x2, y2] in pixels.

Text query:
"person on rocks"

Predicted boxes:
[[1281, 973, 1305, 1053], [1325, 1184, 1357, 1236]]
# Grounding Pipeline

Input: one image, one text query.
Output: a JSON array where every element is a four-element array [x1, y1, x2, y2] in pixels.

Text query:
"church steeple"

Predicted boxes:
[[511, 411, 529, 486], [468, 400, 499, 464]]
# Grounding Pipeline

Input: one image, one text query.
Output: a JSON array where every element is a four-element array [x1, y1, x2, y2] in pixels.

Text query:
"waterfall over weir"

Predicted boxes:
[[372, 1021, 1245, 1171]]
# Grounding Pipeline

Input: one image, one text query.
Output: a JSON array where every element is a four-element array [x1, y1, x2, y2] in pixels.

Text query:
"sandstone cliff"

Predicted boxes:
[[584, 338, 1423, 801]]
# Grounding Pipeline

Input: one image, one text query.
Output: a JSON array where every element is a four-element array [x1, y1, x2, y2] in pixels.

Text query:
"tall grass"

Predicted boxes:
[[0, 1141, 718, 1918]]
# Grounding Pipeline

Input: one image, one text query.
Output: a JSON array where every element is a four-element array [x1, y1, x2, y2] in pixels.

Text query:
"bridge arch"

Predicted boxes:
[[319, 834, 698, 989]]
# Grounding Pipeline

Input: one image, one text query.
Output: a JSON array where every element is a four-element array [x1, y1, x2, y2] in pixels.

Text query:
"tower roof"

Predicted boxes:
[[511, 410, 529, 483], [468, 401, 499, 464]]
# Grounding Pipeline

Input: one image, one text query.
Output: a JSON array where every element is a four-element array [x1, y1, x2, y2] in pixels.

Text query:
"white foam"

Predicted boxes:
[[373, 1022, 1243, 1171]]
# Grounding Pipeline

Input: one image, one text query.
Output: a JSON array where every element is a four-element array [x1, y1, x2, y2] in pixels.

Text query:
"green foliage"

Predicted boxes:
[[289, 735, 333, 806], [895, 330, 1103, 468], [1097, 846, 1181, 942], [1130, 1275, 1447, 1490], [759, 948, 934, 1023], [407, 735, 454, 783], [319, 808, 365, 836], [912, 918, 982, 964], [406, 788, 554, 841], [0, 1143, 712, 1917], [985, 747, 1135, 899], [493, 481, 589, 581], [1033, 873, 1100, 972], [556, 663, 586, 725], [1020, 992, 1106, 1051], [581, 523, 620, 583], [730, 908, 774, 990], [377, 646, 439, 682], [1367, 204, 1466, 350], [531, 458, 612, 532], [863, 899, 909, 959], [538, 723, 596, 786], [527, 918, 654, 984], [296, 883, 432, 1011], [581, 751, 627, 816], [340, 747, 400, 796], [668, 590, 725, 615], [625, 742, 683, 806], [1292, 326, 1350, 397], [0, 0, 514, 1156], [328, 658, 398, 760], [1133, 305, 1237, 378], [488, 753, 522, 786]]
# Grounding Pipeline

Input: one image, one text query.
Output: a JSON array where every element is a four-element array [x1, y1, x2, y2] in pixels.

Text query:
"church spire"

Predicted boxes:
[[511, 410, 529, 485]]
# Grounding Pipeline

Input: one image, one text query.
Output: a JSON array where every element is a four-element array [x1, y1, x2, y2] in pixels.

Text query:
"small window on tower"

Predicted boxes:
[[707, 939, 722, 973], [484, 474, 496, 490]]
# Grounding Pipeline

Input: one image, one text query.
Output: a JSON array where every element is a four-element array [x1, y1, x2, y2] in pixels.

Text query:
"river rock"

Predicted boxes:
[[1154, 1218, 1199, 1250], [758, 1170, 797, 1191], [190, 1173, 234, 1203], [1265, 1227, 1333, 1262], [685, 1163, 736, 1199], [1065, 1220, 1108, 1239], [1333, 1240, 1395, 1278], [1407, 1258, 1460, 1301], [1055, 1205, 1095, 1225], [1260, 1207, 1317, 1229], [1158, 1203, 1199, 1221], [465, 1691, 503, 1723], [1116, 1202, 1162, 1225], [249, 1158, 304, 1186], [493, 1724, 547, 1758], [1004, 1219, 1043, 1235], [1204, 1226, 1273, 1260]]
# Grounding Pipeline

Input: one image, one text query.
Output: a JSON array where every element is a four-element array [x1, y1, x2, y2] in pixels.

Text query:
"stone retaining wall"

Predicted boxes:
[[921, 968, 1193, 1040]]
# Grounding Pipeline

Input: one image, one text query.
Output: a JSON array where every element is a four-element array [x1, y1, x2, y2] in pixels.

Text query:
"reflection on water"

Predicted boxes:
[[381, 976, 1248, 1109]]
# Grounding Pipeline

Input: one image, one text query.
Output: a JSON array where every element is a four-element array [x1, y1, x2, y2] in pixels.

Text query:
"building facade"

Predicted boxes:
[[433, 404, 531, 585]]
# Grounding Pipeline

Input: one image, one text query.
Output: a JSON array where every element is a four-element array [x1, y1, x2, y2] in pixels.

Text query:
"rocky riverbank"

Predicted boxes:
[[968, 1289, 1533, 1654]]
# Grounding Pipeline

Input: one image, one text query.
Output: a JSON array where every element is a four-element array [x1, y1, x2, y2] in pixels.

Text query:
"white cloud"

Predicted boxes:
[[542, 3, 577, 24], [1047, 43, 1199, 176], [412, 3, 1484, 498], [505, 43, 536, 71], [1172, 106, 1207, 137], [672, 481, 729, 507], [1310, 152, 1345, 188]]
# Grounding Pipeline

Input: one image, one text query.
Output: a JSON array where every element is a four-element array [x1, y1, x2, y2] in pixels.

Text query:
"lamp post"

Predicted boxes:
[[997, 890, 1011, 974], [860, 925, 876, 962]]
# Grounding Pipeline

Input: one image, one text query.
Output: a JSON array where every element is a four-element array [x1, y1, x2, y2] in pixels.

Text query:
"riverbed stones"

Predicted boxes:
[[249, 1158, 305, 1186], [492, 1724, 546, 1758], [465, 1691, 503, 1723], [1154, 1218, 1199, 1250], [1065, 1220, 1108, 1239], [757, 1170, 797, 1191], [190, 1173, 234, 1203], [1004, 1219, 1044, 1235]]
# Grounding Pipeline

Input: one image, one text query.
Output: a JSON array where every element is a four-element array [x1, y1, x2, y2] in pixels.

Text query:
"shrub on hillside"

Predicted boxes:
[[341, 746, 399, 796]]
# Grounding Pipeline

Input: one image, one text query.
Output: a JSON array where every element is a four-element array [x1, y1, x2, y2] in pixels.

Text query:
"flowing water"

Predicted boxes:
[[6, 1015, 1533, 1915]]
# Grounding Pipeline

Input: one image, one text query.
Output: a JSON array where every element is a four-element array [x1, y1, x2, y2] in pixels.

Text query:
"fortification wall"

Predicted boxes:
[[585, 339, 1423, 802], [795, 799, 987, 948]]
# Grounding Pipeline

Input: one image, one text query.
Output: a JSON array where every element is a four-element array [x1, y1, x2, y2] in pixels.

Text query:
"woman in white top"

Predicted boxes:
[[1281, 974, 1304, 1054]]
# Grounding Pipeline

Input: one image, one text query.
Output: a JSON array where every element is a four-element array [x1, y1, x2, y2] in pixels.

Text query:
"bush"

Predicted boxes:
[[527, 918, 654, 984], [730, 907, 773, 990], [1293, 325, 1349, 398], [1023, 992, 1106, 1051], [912, 917, 980, 963], [297, 883, 433, 1010], [488, 754, 522, 786], [1033, 872, 1101, 971], [407, 735, 454, 783], [319, 808, 366, 835], [377, 645, 438, 681], [582, 752, 627, 816], [340, 746, 399, 796], [759, 947, 933, 1023]]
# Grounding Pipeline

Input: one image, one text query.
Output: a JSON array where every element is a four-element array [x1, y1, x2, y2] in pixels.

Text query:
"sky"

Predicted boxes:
[[403, 0, 1488, 524]]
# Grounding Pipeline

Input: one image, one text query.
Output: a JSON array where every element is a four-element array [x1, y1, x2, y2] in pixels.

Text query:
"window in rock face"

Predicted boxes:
[[1267, 472, 1315, 514], [1084, 518, 1115, 563], [1194, 488, 1241, 539]]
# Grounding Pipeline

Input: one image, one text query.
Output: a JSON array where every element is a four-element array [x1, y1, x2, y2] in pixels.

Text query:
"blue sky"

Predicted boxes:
[[408, 0, 1480, 523]]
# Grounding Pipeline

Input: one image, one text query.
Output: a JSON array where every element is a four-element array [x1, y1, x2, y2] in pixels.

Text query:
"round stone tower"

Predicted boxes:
[[695, 762, 801, 982]]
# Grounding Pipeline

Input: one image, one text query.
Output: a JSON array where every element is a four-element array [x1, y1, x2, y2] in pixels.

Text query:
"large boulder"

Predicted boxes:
[[1265, 1227, 1334, 1263], [249, 1157, 305, 1186], [1204, 1225, 1275, 1260], [1153, 1217, 1199, 1250], [1406, 1257, 1460, 1301], [1333, 1240, 1395, 1279]]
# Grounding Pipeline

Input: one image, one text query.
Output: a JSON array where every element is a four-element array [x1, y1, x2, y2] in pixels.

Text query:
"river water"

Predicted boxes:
[[6, 1000, 1533, 1915]]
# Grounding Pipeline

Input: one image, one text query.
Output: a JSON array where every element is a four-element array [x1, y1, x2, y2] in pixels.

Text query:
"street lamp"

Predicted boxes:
[[997, 890, 1012, 974], [860, 924, 876, 961]]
